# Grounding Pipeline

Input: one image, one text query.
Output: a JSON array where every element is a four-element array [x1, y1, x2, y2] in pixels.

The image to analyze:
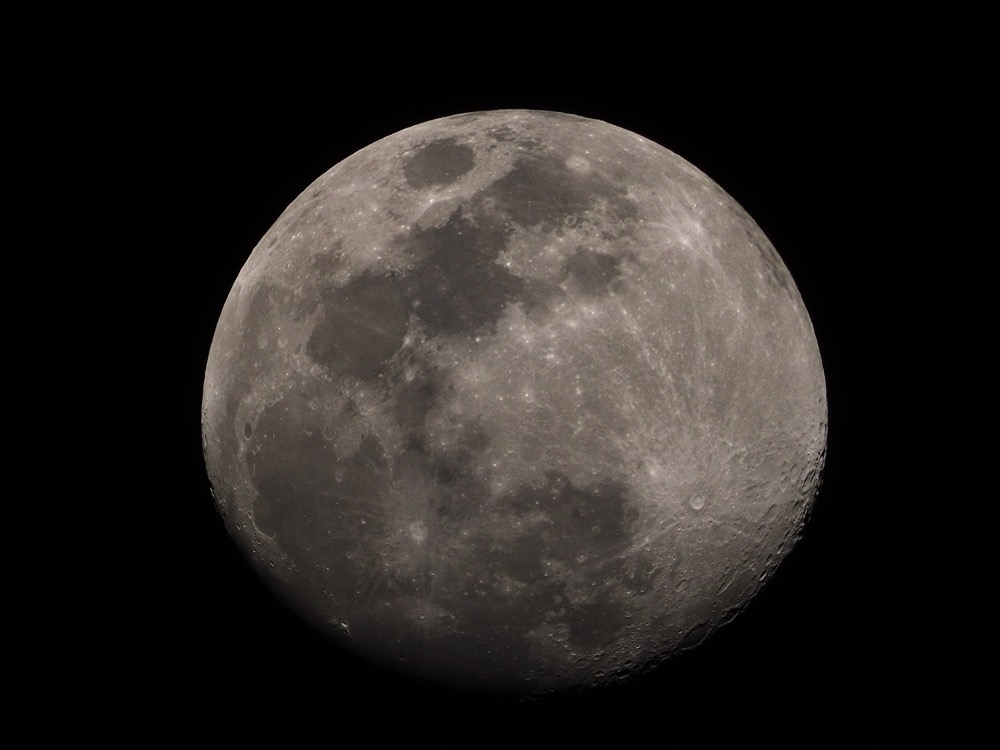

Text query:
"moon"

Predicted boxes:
[[202, 110, 827, 695]]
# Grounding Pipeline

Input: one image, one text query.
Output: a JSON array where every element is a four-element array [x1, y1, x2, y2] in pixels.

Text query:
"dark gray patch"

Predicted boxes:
[[515, 278, 565, 318], [489, 528, 550, 584], [391, 366, 443, 435], [430, 460, 458, 487], [248, 392, 390, 602], [484, 155, 590, 230], [567, 597, 628, 649], [513, 472, 632, 554], [560, 246, 623, 296], [306, 238, 346, 281], [403, 137, 475, 189], [395, 377, 437, 432], [461, 419, 490, 452], [483, 154, 639, 234], [391, 208, 523, 336], [307, 274, 408, 379], [426, 419, 491, 489]]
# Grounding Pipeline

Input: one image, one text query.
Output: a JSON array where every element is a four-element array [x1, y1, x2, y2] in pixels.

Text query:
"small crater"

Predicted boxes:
[[409, 520, 428, 543]]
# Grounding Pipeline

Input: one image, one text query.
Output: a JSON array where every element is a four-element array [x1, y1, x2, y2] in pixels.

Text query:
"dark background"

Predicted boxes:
[[61, 24, 979, 745]]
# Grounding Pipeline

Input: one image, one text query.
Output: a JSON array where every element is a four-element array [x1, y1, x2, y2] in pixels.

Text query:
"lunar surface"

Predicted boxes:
[[202, 110, 827, 694]]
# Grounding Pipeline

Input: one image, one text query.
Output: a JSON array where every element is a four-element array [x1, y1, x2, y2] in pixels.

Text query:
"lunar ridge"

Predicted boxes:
[[202, 110, 827, 694]]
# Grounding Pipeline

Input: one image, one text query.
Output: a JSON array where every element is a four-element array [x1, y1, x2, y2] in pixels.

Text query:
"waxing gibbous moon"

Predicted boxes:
[[202, 110, 827, 695]]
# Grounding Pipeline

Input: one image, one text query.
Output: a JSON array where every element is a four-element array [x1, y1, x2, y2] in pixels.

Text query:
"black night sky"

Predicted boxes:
[[61, 21, 980, 745]]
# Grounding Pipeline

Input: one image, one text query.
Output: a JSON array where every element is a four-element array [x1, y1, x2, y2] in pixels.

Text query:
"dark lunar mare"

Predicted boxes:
[[391, 207, 523, 337]]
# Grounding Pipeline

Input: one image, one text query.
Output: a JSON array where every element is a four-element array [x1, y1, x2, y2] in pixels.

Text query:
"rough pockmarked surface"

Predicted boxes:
[[202, 110, 827, 694]]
